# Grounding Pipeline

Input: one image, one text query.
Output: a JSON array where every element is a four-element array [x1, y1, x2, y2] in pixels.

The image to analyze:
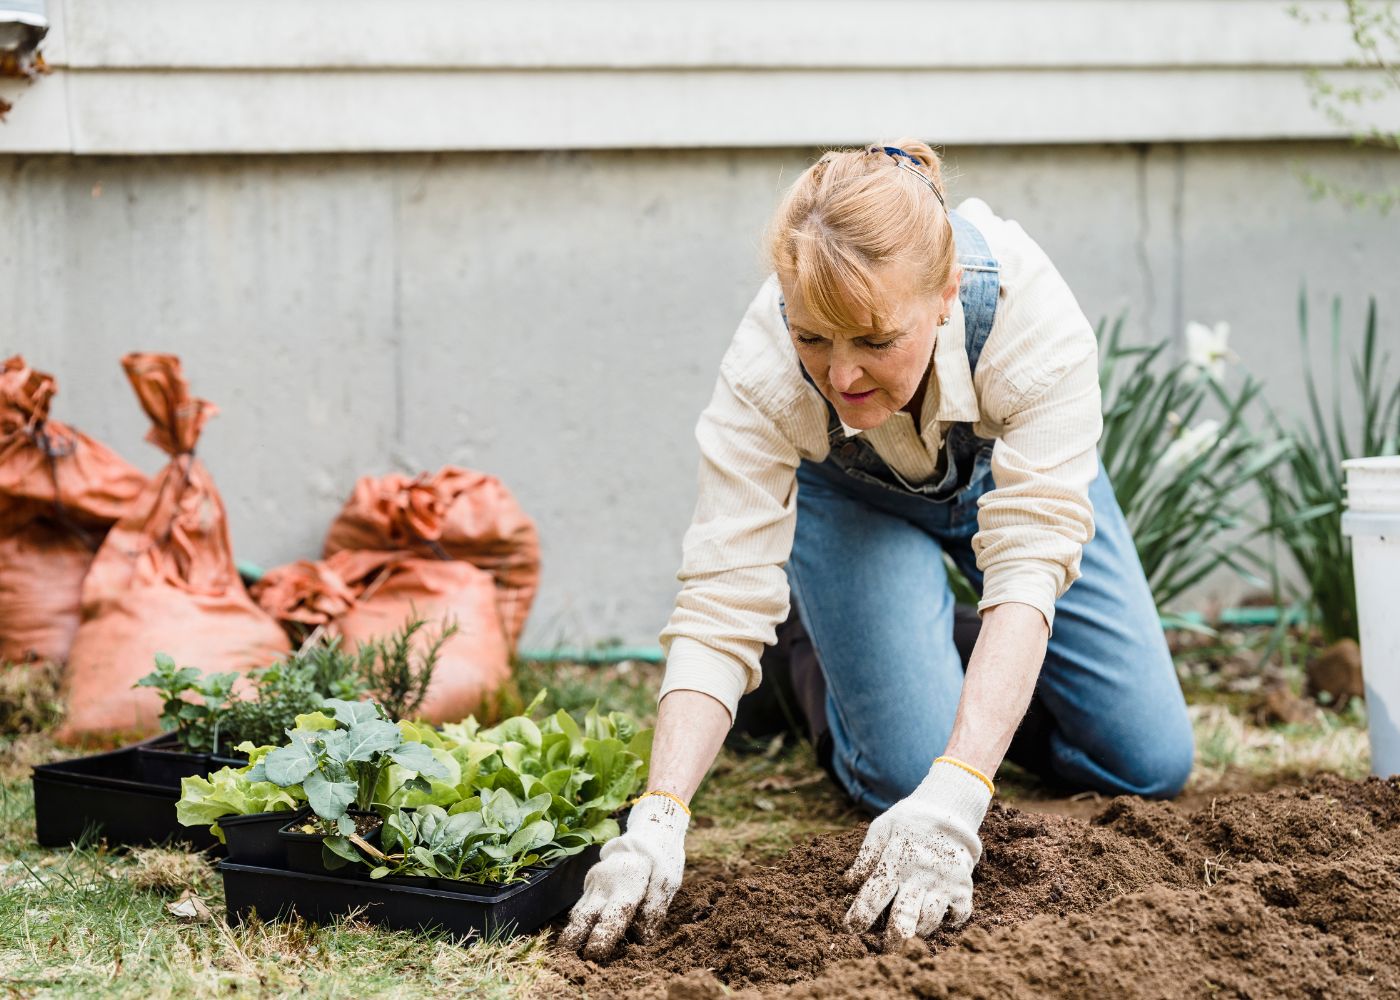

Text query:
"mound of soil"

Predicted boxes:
[[553, 776, 1400, 998]]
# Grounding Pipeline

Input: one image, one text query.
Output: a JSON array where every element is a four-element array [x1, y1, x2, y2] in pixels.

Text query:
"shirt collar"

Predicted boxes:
[[932, 296, 980, 424]]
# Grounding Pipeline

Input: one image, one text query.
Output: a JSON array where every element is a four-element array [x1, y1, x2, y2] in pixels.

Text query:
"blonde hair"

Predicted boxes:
[[765, 138, 954, 333]]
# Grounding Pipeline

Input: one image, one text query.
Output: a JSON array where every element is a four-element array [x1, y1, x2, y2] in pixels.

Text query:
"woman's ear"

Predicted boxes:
[[942, 265, 963, 312]]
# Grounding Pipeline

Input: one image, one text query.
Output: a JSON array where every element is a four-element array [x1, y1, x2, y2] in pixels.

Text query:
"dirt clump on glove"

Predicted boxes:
[[554, 775, 1400, 998]]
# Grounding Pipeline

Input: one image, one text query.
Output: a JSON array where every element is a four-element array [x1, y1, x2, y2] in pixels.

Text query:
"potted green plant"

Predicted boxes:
[[256, 699, 450, 872], [219, 694, 652, 939]]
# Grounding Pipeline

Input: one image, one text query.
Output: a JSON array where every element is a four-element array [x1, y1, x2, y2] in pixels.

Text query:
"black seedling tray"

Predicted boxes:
[[376, 868, 531, 898], [220, 842, 603, 940], [135, 732, 248, 787], [221, 808, 308, 868], [32, 741, 221, 850], [279, 812, 383, 875]]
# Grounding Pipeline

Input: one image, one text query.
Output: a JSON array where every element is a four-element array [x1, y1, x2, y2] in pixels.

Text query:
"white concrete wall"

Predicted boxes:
[[2, 0, 1398, 644], [4, 143, 1398, 646]]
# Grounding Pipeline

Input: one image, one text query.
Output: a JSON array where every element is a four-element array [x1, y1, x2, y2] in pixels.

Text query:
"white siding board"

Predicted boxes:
[[1, 0, 1392, 153], [49, 67, 1399, 155], [61, 0, 1358, 70]]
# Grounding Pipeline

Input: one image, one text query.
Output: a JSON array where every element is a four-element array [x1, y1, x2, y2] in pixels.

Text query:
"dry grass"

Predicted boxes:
[[0, 659, 63, 735], [123, 847, 218, 895], [1189, 701, 1370, 789]]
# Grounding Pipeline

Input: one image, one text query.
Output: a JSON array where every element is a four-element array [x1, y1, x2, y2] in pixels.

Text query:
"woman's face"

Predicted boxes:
[[782, 263, 959, 431]]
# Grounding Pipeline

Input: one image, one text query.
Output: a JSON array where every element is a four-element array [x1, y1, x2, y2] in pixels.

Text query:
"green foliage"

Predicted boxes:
[[316, 693, 651, 886], [249, 699, 449, 835], [367, 800, 554, 884], [134, 637, 373, 754], [1259, 294, 1400, 642], [1097, 317, 1291, 612], [359, 615, 459, 722], [174, 766, 302, 842], [1290, 0, 1400, 213], [134, 654, 240, 754], [222, 638, 373, 748]]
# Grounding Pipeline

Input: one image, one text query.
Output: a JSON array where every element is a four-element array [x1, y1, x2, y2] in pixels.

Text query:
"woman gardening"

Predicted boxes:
[[562, 140, 1194, 958]]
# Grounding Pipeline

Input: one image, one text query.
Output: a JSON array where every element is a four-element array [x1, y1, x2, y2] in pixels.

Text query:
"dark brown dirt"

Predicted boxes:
[[1307, 639, 1365, 708], [553, 776, 1400, 999]]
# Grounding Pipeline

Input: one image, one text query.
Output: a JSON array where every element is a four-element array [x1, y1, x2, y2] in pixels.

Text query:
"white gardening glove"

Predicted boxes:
[[844, 757, 993, 949], [560, 792, 689, 960]]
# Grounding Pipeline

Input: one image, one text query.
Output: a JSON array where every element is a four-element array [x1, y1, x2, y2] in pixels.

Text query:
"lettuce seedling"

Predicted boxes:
[[175, 765, 303, 842]]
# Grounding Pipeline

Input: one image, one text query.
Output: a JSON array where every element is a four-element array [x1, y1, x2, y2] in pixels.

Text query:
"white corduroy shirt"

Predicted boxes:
[[659, 198, 1104, 722]]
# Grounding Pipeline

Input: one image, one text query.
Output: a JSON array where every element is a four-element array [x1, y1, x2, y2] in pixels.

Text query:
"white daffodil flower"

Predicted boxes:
[[1158, 418, 1223, 475], [1185, 321, 1233, 382]]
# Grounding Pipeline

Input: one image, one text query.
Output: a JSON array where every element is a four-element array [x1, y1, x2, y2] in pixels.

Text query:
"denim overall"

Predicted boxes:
[[776, 211, 1194, 814]]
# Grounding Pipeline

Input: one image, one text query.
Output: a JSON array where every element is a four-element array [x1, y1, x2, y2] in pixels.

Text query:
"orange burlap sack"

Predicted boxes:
[[322, 466, 539, 649], [0, 356, 147, 664], [252, 549, 510, 724], [246, 557, 359, 638], [56, 354, 290, 742]]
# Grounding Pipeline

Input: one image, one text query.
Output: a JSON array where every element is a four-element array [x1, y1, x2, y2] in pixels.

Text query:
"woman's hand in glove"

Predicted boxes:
[[843, 757, 993, 949], [559, 793, 689, 960]]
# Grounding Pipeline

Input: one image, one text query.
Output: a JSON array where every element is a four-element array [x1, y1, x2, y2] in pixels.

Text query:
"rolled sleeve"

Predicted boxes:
[[657, 636, 751, 721], [974, 341, 1103, 635]]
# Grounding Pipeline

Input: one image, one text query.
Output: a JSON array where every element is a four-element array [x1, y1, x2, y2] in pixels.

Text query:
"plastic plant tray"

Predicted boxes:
[[134, 732, 248, 787], [220, 807, 308, 868], [220, 843, 602, 940], [32, 741, 221, 850], [278, 812, 383, 875]]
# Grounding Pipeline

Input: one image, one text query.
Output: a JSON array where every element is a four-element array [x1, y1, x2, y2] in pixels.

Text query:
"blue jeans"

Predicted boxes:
[[786, 459, 1194, 814]]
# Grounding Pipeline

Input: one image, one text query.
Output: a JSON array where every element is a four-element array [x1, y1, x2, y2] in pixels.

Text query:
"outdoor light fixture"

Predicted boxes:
[[0, 0, 47, 56]]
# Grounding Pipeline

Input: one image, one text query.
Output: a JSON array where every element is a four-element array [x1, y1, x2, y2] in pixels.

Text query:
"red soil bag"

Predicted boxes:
[[252, 549, 511, 724], [0, 356, 147, 665], [56, 354, 289, 743], [322, 466, 540, 649]]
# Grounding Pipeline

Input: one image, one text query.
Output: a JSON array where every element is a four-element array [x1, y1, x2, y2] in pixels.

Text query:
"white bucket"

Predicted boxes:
[[1341, 456, 1400, 777]]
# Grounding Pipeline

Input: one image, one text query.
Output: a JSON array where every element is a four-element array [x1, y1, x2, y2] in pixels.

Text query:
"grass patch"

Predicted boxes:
[[0, 826, 566, 998], [689, 738, 854, 863]]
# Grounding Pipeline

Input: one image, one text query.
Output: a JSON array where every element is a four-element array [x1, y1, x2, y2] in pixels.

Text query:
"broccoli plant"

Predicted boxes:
[[248, 698, 450, 836]]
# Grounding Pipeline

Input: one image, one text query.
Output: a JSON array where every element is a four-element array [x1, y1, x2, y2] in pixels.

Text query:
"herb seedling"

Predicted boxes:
[[222, 637, 374, 748], [360, 615, 459, 721], [134, 653, 240, 754]]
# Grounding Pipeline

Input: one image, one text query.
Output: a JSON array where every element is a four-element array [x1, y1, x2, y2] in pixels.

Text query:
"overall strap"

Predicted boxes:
[[948, 209, 1000, 377]]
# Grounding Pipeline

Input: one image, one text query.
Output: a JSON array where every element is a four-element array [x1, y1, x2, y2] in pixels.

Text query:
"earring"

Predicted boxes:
[[938, 314, 950, 327]]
